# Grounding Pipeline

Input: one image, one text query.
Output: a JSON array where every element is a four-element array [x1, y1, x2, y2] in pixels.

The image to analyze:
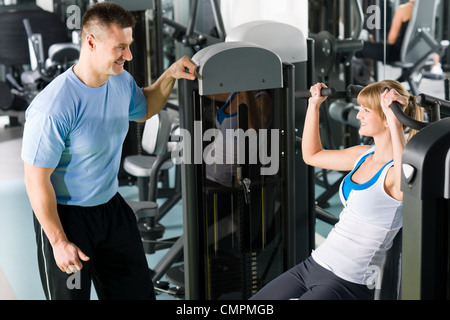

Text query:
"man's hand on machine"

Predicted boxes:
[[169, 55, 197, 81], [53, 239, 90, 274]]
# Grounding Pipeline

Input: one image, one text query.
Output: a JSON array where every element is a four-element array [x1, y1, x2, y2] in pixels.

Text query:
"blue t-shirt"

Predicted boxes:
[[21, 67, 147, 206]]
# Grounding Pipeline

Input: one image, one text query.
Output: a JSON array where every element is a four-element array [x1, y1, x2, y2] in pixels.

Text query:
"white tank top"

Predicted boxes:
[[312, 147, 403, 285]]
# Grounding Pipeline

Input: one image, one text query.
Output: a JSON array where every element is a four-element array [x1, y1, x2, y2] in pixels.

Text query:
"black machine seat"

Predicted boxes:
[[0, 8, 79, 112], [0, 9, 69, 67]]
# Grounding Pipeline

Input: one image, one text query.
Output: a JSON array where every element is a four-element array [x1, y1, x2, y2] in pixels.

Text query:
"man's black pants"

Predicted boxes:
[[33, 193, 155, 300]]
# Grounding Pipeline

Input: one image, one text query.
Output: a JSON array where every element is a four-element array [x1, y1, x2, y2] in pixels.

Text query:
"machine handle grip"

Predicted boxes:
[[389, 101, 427, 131], [335, 39, 364, 53], [346, 84, 364, 97], [416, 93, 450, 109], [416, 93, 450, 122], [295, 87, 336, 99], [384, 87, 428, 131]]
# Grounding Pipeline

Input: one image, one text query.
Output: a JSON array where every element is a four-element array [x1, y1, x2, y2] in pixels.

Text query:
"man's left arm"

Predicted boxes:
[[138, 56, 197, 122]]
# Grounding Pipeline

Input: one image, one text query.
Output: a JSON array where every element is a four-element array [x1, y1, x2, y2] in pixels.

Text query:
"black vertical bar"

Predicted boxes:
[[282, 62, 296, 269], [153, 0, 165, 77], [445, 78, 449, 101], [178, 78, 201, 299]]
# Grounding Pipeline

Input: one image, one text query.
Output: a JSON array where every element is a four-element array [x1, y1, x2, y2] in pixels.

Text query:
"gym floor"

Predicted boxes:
[[0, 75, 448, 300]]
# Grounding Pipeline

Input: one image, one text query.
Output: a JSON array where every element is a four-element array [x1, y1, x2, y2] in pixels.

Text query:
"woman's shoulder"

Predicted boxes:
[[348, 145, 373, 158], [397, 3, 414, 22], [342, 145, 373, 168]]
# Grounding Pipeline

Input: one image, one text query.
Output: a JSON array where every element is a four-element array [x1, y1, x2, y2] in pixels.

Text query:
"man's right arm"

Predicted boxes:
[[24, 162, 89, 273]]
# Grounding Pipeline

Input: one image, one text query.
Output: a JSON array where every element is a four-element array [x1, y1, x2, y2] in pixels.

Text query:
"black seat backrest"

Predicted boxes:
[[0, 9, 69, 66], [399, 0, 440, 65]]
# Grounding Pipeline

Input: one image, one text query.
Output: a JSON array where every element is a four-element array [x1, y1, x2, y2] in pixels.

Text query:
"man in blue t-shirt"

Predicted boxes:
[[21, 2, 196, 300]]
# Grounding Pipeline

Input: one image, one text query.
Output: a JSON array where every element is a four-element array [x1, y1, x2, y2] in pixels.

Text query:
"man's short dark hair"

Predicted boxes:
[[81, 2, 135, 42]]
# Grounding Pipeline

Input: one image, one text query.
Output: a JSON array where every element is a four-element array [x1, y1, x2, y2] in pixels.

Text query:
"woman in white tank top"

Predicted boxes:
[[251, 80, 424, 300]]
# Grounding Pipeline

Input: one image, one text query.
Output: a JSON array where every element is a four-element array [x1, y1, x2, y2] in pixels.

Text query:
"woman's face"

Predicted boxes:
[[356, 105, 385, 137]]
